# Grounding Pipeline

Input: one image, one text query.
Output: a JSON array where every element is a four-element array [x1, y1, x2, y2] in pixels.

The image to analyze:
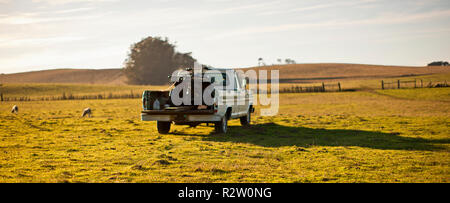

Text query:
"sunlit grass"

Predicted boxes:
[[0, 88, 449, 182], [376, 88, 450, 102]]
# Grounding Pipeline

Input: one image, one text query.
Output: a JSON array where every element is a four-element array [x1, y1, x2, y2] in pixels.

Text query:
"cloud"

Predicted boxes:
[[0, 13, 103, 24], [31, 0, 118, 5], [0, 8, 104, 25], [258, 0, 381, 16], [104, 1, 285, 29], [53, 7, 95, 13], [0, 36, 85, 47], [338, 9, 450, 28], [205, 22, 329, 40], [217, 1, 283, 14], [207, 9, 450, 40]]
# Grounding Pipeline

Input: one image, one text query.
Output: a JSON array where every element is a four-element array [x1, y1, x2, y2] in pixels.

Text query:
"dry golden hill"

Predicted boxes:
[[0, 69, 126, 85], [241, 63, 450, 83], [1, 64, 449, 84]]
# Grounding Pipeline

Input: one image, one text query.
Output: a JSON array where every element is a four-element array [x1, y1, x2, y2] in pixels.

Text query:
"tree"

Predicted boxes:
[[258, 58, 264, 66], [284, 58, 297, 64], [428, 61, 449, 66], [123, 36, 196, 85]]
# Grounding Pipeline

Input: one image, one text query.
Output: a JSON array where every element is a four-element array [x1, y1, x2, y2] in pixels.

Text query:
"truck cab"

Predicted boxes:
[[141, 66, 254, 134]]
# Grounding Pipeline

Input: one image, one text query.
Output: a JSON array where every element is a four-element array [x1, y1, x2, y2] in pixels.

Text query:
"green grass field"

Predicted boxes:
[[375, 88, 450, 102], [0, 86, 448, 182]]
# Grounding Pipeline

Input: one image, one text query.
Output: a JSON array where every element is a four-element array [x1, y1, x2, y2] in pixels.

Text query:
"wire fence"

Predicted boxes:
[[0, 91, 141, 102], [381, 79, 449, 89], [280, 82, 341, 93]]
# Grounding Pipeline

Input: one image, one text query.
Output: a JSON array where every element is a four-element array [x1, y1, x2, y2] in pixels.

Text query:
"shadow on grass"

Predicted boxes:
[[174, 123, 449, 151]]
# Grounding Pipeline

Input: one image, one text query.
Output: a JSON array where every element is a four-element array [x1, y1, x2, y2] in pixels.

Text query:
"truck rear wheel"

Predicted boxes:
[[240, 109, 251, 126], [157, 121, 171, 134], [215, 116, 228, 134]]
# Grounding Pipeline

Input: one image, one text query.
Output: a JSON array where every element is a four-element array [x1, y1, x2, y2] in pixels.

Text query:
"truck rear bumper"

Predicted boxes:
[[141, 114, 222, 122], [141, 110, 221, 122]]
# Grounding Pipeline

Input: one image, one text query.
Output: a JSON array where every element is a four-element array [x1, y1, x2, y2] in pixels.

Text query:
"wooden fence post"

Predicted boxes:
[[414, 79, 417, 88], [322, 82, 325, 92], [397, 80, 400, 89], [421, 79, 423, 88], [338, 82, 341, 92], [381, 80, 384, 90], [0, 93, 2, 102]]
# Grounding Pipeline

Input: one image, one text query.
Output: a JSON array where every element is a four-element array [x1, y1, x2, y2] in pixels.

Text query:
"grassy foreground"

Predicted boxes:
[[0, 89, 448, 182]]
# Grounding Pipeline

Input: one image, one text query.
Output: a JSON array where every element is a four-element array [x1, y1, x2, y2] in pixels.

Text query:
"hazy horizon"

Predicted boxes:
[[1, 62, 432, 75], [0, 0, 449, 74]]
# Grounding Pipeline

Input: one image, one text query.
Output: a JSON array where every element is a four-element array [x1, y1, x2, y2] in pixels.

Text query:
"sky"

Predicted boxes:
[[0, 0, 449, 73]]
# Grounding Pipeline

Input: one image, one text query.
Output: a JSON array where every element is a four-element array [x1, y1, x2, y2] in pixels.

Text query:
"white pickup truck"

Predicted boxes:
[[141, 67, 254, 134]]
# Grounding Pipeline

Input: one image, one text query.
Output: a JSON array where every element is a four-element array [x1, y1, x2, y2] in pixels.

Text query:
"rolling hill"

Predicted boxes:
[[241, 63, 450, 83], [0, 64, 449, 85], [0, 69, 126, 85]]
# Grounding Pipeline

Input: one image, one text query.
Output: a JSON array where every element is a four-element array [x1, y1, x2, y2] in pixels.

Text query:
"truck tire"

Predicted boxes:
[[215, 116, 228, 134], [240, 109, 251, 126], [157, 121, 171, 134]]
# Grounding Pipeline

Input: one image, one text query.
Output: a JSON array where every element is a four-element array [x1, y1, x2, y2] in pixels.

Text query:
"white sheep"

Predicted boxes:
[[81, 108, 92, 118], [11, 105, 18, 113]]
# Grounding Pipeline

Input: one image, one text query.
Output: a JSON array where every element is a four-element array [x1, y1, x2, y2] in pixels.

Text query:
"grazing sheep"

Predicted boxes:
[[81, 108, 92, 118], [11, 105, 18, 113]]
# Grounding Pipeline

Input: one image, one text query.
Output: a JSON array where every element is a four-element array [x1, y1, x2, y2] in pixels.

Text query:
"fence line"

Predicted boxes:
[[0, 91, 142, 102], [381, 79, 448, 89], [281, 82, 341, 93]]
